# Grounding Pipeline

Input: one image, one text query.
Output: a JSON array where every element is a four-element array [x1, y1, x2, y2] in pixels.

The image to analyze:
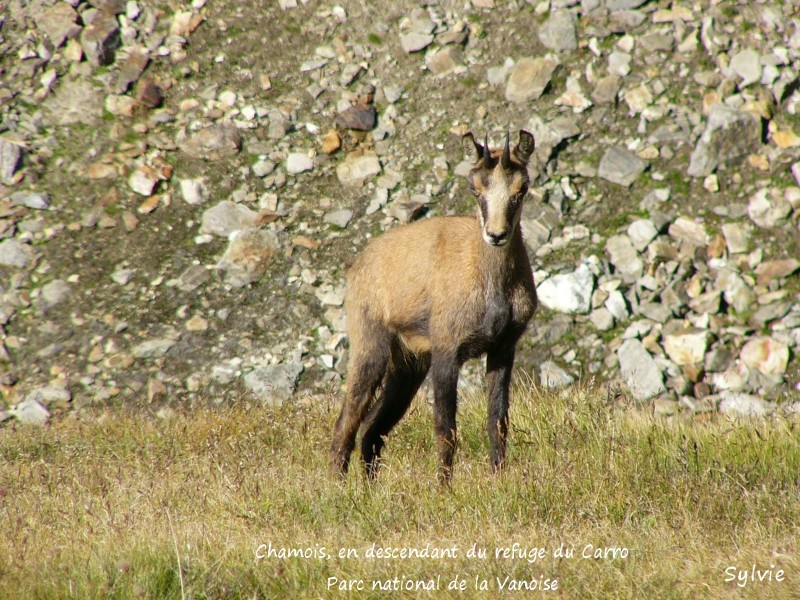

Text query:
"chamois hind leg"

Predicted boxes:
[[431, 351, 460, 484], [486, 344, 515, 473], [330, 321, 391, 477], [360, 346, 430, 480]]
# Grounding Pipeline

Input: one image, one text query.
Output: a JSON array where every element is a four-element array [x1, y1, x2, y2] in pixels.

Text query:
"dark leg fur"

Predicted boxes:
[[330, 328, 391, 477], [360, 351, 430, 479], [486, 345, 515, 472], [431, 352, 460, 484]]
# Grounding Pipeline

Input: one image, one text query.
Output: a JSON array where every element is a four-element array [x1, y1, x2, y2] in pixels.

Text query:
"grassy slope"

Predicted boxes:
[[1, 381, 799, 599]]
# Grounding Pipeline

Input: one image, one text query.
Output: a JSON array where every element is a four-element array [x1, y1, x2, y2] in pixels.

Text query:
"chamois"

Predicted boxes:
[[330, 129, 537, 483]]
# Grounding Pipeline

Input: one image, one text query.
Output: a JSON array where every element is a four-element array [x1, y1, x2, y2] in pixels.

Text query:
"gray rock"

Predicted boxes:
[[729, 49, 762, 87], [0, 239, 35, 268], [668, 217, 708, 246], [111, 268, 135, 286], [617, 339, 666, 401], [217, 228, 279, 288], [627, 219, 658, 251], [687, 105, 762, 177], [606, 0, 648, 10], [40, 280, 72, 308], [524, 114, 581, 163], [316, 284, 346, 307], [608, 51, 632, 77], [715, 268, 756, 313], [11, 398, 50, 425], [505, 56, 559, 103], [640, 33, 674, 53], [747, 188, 792, 228], [605, 235, 644, 280], [591, 75, 622, 105], [663, 329, 709, 366], [610, 9, 646, 29], [132, 338, 177, 359], [740, 336, 789, 378], [538, 11, 577, 52], [244, 362, 304, 405], [383, 85, 404, 103], [200, 201, 260, 237], [425, 46, 464, 77], [400, 32, 433, 53], [38, 2, 80, 48], [536, 263, 594, 314], [539, 361, 575, 389], [179, 179, 206, 205], [520, 202, 560, 247], [10, 191, 49, 210], [25, 386, 71, 405], [604, 290, 628, 320], [180, 124, 242, 160], [267, 109, 292, 140], [638, 302, 672, 323], [252, 160, 276, 178], [751, 301, 792, 328], [324, 209, 354, 229], [721, 222, 750, 253], [590, 307, 614, 331], [285, 153, 314, 174], [688, 290, 722, 315], [113, 49, 150, 94], [598, 147, 648, 187], [336, 151, 381, 185], [128, 167, 159, 196], [717, 391, 775, 417], [176, 265, 211, 292], [0, 139, 22, 184], [81, 10, 120, 66], [42, 76, 104, 126], [705, 346, 733, 372]]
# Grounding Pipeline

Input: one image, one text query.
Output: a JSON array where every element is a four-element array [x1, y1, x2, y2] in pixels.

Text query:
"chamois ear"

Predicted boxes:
[[514, 130, 535, 163], [462, 132, 483, 163]]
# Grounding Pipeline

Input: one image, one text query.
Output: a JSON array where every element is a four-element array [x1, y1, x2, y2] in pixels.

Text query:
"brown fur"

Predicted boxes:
[[330, 130, 537, 483]]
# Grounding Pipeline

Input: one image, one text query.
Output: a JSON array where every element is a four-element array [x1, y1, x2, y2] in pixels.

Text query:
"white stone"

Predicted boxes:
[[536, 263, 594, 314], [11, 398, 50, 425], [179, 179, 205, 204], [128, 167, 159, 196], [718, 392, 774, 417], [729, 49, 762, 87], [286, 153, 314, 174], [740, 336, 789, 377], [617, 339, 666, 400], [627, 219, 658, 251], [605, 235, 643, 280], [663, 329, 709, 366], [336, 151, 381, 185], [539, 361, 575, 389]]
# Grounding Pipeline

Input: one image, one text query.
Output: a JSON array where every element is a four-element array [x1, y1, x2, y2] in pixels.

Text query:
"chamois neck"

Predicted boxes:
[[476, 222, 521, 286]]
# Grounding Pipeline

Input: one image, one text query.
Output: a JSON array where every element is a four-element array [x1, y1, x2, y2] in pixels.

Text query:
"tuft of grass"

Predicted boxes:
[[1, 382, 799, 598]]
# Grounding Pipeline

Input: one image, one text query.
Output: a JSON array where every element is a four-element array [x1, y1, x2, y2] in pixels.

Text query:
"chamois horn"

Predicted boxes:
[[483, 133, 493, 167], [501, 132, 511, 169]]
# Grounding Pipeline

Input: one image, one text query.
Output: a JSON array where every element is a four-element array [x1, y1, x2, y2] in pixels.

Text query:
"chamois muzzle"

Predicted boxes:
[[485, 229, 509, 247]]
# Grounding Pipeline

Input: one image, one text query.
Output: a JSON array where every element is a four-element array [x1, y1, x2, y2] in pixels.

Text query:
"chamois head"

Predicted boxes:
[[462, 130, 535, 247]]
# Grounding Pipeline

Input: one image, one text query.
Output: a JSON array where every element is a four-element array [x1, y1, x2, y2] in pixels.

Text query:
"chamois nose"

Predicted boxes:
[[485, 230, 508, 246]]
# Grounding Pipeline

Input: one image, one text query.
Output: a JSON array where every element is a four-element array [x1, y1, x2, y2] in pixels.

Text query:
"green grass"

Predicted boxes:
[[1, 381, 799, 598]]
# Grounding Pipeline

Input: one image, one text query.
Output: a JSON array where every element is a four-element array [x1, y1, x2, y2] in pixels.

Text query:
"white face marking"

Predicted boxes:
[[481, 170, 515, 246]]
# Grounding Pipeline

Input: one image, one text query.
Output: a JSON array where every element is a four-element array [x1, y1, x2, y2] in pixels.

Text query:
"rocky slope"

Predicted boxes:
[[2, 0, 800, 424]]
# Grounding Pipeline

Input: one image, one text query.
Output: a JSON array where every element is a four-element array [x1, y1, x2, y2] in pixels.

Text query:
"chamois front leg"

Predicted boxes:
[[486, 344, 515, 473], [431, 352, 460, 484]]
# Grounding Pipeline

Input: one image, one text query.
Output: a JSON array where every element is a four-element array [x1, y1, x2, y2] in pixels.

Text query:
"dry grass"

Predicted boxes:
[[1, 381, 799, 599]]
